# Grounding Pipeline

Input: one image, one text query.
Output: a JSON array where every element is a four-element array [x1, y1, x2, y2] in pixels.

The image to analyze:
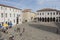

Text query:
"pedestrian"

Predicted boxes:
[[17, 27, 20, 32], [22, 28, 25, 33], [20, 33, 22, 36]]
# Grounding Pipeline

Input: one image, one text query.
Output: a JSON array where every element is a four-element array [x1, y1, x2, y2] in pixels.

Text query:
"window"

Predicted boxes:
[[40, 13, 41, 15], [5, 13, 7, 17], [14, 14, 15, 17], [56, 13, 59, 15], [14, 20, 15, 23], [1, 13, 3, 18], [50, 13, 52, 15], [17, 14, 20, 17], [53, 13, 55, 15], [10, 13, 11, 17], [42, 13, 44, 15], [48, 13, 49, 15]]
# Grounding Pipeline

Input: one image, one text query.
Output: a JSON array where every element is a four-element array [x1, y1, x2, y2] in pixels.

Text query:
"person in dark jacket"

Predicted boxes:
[[8, 22, 13, 28]]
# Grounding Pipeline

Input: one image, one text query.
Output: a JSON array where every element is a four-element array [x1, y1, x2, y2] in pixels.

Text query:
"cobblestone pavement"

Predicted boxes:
[[0, 22, 60, 40]]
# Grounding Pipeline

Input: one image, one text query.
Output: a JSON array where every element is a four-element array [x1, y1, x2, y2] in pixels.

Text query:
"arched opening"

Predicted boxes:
[[34, 18, 36, 20], [38, 17, 40, 21], [56, 19, 58, 22], [59, 17, 60, 22], [50, 17, 52, 22], [25, 20, 27, 22], [45, 17, 46, 22], [42, 17, 44, 22], [56, 17, 58, 22], [40, 17, 41, 21], [47, 17, 49, 22], [53, 17, 55, 22]]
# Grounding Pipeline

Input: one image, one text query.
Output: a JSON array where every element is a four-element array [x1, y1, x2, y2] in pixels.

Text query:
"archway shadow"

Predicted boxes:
[[29, 23, 60, 35]]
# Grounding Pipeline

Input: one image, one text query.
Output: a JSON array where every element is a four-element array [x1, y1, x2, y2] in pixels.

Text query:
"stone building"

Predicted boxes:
[[36, 8, 60, 22], [0, 4, 22, 26], [22, 9, 36, 22]]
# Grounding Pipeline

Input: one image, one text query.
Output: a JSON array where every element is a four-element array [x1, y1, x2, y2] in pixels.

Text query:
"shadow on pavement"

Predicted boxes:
[[55, 22, 60, 34], [29, 23, 60, 35]]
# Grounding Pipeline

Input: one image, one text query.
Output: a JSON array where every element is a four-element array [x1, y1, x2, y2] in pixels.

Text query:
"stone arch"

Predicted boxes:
[[45, 17, 46, 22], [38, 17, 40, 21], [56, 17, 58, 22], [47, 17, 49, 22], [59, 17, 60, 22], [40, 17, 41, 21], [53, 17, 55, 22], [50, 17, 52, 22], [42, 17, 44, 22]]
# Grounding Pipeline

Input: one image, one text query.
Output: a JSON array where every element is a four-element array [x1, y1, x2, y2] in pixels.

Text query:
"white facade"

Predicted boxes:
[[0, 4, 22, 26], [36, 8, 60, 22]]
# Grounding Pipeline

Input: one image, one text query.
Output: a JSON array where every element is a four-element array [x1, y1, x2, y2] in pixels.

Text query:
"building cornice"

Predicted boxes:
[[37, 8, 60, 12], [0, 4, 22, 10]]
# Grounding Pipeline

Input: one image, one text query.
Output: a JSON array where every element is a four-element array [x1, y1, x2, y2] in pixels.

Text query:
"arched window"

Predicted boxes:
[[48, 13, 49, 15]]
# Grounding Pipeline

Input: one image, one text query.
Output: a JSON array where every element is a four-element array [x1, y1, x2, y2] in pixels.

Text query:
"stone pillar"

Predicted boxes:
[[58, 17, 59, 22], [44, 18, 45, 22], [55, 17, 56, 22]]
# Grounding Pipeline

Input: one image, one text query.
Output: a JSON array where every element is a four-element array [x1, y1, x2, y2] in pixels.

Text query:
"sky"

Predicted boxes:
[[0, 0, 60, 11]]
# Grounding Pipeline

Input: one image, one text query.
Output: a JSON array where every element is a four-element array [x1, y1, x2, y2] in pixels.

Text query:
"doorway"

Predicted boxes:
[[25, 20, 27, 22], [16, 17, 19, 24]]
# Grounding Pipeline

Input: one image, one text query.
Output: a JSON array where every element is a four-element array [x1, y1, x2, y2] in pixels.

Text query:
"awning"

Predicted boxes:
[[3, 23, 8, 27]]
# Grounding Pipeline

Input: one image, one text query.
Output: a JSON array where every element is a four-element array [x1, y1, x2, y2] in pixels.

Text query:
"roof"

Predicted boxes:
[[37, 8, 60, 12], [0, 4, 22, 10], [22, 9, 32, 12]]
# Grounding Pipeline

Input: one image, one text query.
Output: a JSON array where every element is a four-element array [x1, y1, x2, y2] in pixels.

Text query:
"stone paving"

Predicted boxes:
[[0, 22, 60, 40]]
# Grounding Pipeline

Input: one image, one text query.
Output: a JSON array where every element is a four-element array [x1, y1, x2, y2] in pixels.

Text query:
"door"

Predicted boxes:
[[16, 17, 19, 24]]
